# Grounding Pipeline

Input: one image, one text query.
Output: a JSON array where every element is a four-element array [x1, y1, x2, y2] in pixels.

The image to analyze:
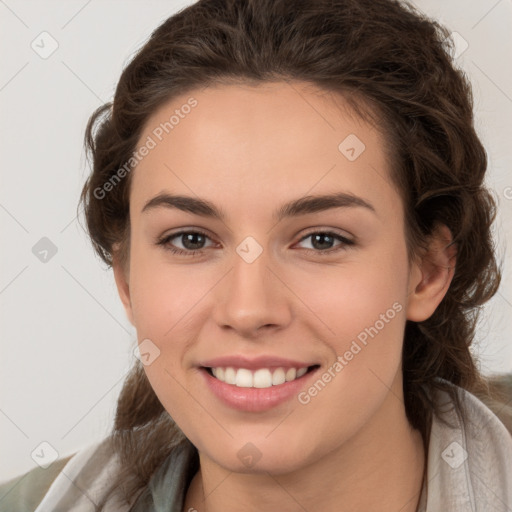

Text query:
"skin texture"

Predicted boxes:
[[113, 81, 456, 512]]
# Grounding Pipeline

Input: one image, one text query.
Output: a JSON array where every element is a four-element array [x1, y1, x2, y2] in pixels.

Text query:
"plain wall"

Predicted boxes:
[[1, 0, 511, 482]]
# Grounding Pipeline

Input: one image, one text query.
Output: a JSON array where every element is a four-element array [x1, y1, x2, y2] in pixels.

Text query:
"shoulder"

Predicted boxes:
[[0, 437, 123, 512], [0, 454, 74, 512], [472, 372, 512, 435], [424, 377, 512, 510]]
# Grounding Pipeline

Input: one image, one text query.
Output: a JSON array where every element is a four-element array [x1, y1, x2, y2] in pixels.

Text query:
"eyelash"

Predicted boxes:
[[156, 229, 355, 257]]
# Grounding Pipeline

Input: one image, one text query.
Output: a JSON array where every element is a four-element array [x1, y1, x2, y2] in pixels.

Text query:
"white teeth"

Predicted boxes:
[[272, 367, 286, 385], [216, 367, 225, 381], [209, 366, 310, 388], [235, 368, 253, 387], [285, 368, 297, 381], [253, 369, 273, 388], [224, 367, 236, 384], [296, 367, 307, 378]]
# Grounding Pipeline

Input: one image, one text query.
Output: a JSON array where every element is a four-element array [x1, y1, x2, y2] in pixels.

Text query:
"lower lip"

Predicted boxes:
[[200, 367, 319, 412]]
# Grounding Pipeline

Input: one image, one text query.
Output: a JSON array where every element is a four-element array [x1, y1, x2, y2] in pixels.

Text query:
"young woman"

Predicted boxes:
[[2, 0, 511, 511]]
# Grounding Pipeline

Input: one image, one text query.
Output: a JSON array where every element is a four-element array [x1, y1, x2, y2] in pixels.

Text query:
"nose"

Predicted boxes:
[[212, 247, 292, 339]]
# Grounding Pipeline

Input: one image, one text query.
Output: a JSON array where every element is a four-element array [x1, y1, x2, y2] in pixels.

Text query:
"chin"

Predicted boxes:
[[199, 435, 320, 476]]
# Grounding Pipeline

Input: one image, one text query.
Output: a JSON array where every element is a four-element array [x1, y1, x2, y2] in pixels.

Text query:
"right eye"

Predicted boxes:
[[156, 230, 216, 256]]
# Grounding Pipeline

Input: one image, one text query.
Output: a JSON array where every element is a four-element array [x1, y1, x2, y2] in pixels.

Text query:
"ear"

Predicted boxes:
[[406, 224, 457, 322], [112, 246, 135, 326]]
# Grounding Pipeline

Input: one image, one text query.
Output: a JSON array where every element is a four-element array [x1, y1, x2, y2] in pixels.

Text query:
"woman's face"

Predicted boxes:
[[115, 81, 426, 474]]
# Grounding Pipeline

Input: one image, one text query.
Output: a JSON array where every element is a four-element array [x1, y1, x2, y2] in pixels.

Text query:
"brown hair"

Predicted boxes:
[[79, 0, 504, 508]]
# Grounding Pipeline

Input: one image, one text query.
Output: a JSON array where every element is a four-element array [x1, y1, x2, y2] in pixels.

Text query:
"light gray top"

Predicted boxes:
[[415, 384, 512, 511]]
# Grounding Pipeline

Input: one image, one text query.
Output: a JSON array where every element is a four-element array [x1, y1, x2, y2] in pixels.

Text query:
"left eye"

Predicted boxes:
[[157, 230, 214, 255], [296, 231, 354, 252]]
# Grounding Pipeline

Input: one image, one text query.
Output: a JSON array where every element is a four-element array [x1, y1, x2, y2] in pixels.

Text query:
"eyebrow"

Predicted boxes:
[[141, 191, 376, 222]]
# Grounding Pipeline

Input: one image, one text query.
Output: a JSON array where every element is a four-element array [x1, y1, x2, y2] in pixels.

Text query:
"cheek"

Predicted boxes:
[[126, 253, 208, 434], [128, 242, 210, 337], [288, 245, 408, 343], [127, 248, 216, 408], [288, 261, 409, 451], [298, 245, 409, 395]]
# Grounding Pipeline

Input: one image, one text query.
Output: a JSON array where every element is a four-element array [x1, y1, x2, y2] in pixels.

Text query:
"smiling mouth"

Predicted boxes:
[[203, 365, 320, 389]]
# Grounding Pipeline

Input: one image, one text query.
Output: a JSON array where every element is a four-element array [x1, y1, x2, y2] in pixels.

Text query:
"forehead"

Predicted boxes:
[[129, 81, 400, 220]]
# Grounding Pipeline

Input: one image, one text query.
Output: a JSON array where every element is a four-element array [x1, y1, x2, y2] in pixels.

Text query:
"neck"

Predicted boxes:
[[184, 374, 425, 512]]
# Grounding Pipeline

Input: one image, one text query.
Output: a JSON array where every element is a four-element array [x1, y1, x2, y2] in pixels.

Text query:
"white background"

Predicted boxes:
[[0, 0, 511, 482]]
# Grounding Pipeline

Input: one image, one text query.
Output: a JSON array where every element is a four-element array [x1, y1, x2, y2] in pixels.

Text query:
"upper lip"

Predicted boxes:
[[199, 355, 318, 371]]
